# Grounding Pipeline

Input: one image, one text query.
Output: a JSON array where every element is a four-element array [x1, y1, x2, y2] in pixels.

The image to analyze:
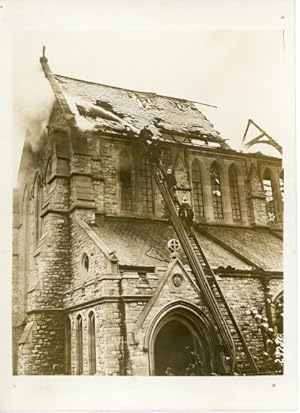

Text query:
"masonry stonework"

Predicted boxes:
[[13, 67, 283, 376]]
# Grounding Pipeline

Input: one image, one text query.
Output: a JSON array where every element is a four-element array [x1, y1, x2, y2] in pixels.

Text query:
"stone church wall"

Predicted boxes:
[[13, 117, 283, 375]]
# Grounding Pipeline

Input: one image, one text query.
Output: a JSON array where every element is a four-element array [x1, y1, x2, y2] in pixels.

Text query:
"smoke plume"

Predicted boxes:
[[13, 60, 55, 173]]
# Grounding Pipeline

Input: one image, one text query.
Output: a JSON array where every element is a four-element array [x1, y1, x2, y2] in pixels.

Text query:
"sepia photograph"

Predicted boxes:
[[0, 0, 297, 410]]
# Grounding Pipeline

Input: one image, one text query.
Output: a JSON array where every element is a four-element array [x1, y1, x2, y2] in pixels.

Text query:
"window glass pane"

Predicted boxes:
[[192, 160, 204, 218], [88, 313, 96, 375], [76, 316, 83, 375], [263, 169, 276, 223], [210, 163, 223, 219], [229, 166, 241, 221], [142, 159, 154, 213], [65, 318, 72, 375]]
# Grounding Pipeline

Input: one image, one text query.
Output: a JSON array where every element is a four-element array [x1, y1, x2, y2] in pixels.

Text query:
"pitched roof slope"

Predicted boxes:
[[203, 226, 283, 272], [92, 218, 252, 271], [54, 74, 227, 147]]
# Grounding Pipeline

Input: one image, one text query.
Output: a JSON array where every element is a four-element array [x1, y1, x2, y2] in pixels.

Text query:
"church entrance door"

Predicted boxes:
[[153, 318, 210, 376]]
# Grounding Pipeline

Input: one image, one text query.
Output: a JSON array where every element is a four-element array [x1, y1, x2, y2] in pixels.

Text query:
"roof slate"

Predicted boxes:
[[203, 226, 283, 272], [54, 74, 226, 145], [91, 218, 252, 271]]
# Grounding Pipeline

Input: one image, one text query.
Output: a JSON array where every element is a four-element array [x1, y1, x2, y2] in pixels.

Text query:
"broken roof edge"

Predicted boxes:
[[79, 126, 281, 160], [54, 73, 218, 108], [48, 73, 281, 162], [74, 124, 282, 163]]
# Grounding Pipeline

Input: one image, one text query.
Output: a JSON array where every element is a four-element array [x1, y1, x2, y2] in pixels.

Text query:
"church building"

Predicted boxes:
[[12, 52, 283, 376]]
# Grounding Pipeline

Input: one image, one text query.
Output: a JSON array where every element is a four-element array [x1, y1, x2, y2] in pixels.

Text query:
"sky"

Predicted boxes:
[[8, 0, 293, 180]]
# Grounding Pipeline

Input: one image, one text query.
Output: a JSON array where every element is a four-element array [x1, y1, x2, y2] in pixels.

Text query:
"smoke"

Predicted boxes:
[[13, 59, 55, 170]]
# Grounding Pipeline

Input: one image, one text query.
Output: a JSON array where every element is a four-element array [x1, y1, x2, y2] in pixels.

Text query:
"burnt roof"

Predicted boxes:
[[54, 74, 229, 148]]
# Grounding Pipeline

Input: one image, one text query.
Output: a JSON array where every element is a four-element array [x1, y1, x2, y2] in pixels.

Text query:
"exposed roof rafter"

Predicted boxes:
[[242, 119, 282, 155]]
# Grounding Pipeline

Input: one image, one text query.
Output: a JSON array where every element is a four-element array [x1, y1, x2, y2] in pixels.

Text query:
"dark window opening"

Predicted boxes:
[[76, 315, 83, 375], [210, 163, 223, 219], [88, 312, 96, 375], [65, 317, 72, 375], [142, 158, 154, 214], [191, 159, 204, 218], [263, 169, 276, 223], [229, 165, 241, 221], [81, 253, 89, 276]]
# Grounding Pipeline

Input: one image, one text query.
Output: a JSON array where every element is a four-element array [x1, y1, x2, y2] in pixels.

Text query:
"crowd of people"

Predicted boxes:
[[139, 125, 194, 230]]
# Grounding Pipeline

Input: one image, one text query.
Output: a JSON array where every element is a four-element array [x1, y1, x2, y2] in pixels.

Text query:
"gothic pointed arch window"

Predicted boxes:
[[76, 315, 83, 375], [191, 159, 204, 219], [65, 317, 72, 375], [263, 168, 276, 223], [210, 162, 223, 219], [141, 158, 154, 214], [88, 311, 96, 375], [119, 149, 133, 212], [229, 165, 241, 221]]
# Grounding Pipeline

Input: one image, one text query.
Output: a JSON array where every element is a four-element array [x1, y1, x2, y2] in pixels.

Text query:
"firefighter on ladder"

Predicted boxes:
[[179, 196, 194, 230], [139, 125, 162, 166], [164, 166, 180, 207]]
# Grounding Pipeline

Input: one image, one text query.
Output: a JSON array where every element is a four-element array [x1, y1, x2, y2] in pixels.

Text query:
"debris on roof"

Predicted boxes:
[[54, 74, 230, 149]]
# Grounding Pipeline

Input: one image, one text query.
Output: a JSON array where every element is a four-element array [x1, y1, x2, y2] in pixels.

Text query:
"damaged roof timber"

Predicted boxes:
[[40, 49, 229, 149], [54, 74, 230, 149]]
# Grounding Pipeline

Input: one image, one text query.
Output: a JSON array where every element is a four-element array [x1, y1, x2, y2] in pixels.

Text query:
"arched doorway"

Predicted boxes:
[[149, 305, 217, 376], [154, 319, 204, 376]]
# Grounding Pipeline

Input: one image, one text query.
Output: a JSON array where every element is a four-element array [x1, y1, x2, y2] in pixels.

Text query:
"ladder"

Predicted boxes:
[[141, 140, 259, 374], [188, 229, 259, 374]]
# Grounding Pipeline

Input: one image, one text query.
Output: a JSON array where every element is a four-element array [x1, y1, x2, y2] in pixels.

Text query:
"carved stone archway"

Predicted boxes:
[[146, 301, 220, 376]]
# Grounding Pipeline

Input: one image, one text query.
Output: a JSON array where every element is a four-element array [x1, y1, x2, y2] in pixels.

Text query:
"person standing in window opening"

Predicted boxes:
[[165, 166, 180, 206], [179, 196, 194, 229]]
